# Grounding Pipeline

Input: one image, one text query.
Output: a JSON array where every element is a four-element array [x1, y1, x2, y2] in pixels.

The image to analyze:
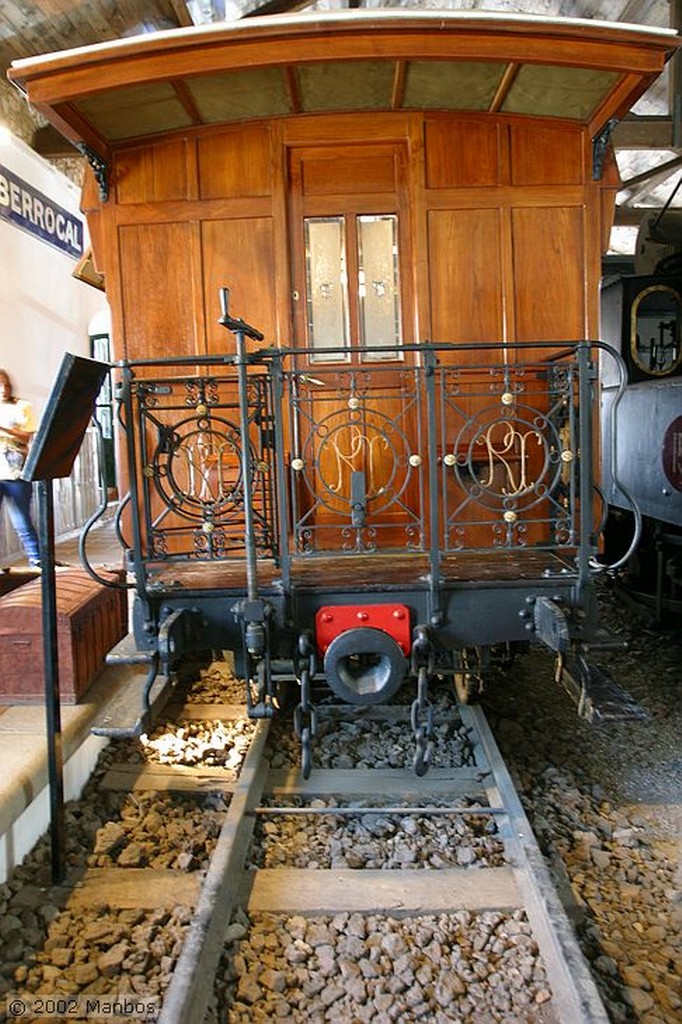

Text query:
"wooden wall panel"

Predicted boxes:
[[201, 217, 277, 352], [428, 208, 505, 347], [511, 205, 585, 342], [115, 140, 189, 204], [509, 123, 584, 186], [424, 119, 501, 189], [198, 124, 272, 199], [299, 147, 397, 196], [119, 222, 198, 359]]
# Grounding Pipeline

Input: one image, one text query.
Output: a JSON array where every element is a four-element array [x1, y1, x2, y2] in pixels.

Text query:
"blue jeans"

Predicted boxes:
[[0, 479, 40, 563]]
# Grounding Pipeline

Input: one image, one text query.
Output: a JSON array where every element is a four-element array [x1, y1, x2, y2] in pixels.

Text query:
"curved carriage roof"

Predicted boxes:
[[7, 11, 678, 159]]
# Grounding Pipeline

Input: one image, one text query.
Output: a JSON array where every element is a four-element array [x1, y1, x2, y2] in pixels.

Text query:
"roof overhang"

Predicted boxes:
[[7, 11, 679, 160]]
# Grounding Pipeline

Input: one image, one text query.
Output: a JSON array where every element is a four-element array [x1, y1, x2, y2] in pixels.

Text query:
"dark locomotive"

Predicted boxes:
[[8, 12, 679, 774], [600, 257, 682, 622]]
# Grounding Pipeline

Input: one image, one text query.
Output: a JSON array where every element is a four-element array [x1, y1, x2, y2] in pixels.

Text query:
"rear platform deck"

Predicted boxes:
[[142, 549, 577, 593]]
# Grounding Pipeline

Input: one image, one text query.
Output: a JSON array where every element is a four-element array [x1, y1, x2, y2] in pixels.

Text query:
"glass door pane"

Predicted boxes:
[[305, 216, 350, 363], [357, 214, 403, 360]]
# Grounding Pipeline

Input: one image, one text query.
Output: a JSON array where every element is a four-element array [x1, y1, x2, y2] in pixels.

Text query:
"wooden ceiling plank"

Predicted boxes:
[[0, 36, 34, 61], [3, 0, 92, 52], [72, 1, 121, 39], [0, 0, 35, 33]]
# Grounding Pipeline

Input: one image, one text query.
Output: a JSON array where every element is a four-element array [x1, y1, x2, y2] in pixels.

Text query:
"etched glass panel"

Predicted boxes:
[[357, 215, 402, 361], [305, 217, 350, 363]]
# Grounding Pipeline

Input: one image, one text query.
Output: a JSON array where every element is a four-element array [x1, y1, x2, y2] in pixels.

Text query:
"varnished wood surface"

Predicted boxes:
[[144, 549, 575, 593], [9, 14, 674, 95]]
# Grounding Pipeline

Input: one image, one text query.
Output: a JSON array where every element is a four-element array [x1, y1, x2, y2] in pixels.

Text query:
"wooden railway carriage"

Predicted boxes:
[[8, 12, 678, 771]]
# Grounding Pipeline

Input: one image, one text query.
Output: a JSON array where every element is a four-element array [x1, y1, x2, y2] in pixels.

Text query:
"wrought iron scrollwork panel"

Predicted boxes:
[[287, 367, 426, 554], [118, 343, 591, 568], [439, 357, 580, 552], [131, 372, 277, 561]]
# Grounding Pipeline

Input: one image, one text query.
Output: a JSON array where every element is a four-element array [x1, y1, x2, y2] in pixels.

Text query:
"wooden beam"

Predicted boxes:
[[245, 866, 520, 915], [673, 0, 682, 147], [619, 153, 682, 196], [489, 62, 519, 114], [54, 868, 200, 909], [172, 77, 204, 124], [243, 0, 311, 16], [612, 116, 676, 149], [286, 65, 302, 114], [391, 60, 406, 111], [169, 0, 195, 28], [614, 205, 676, 226]]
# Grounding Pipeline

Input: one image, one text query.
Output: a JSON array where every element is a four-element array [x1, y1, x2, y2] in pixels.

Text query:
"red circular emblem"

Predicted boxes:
[[662, 415, 682, 492]]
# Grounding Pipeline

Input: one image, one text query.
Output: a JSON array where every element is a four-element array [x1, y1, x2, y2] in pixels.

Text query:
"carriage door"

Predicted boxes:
[[287, 143, 421, 551]]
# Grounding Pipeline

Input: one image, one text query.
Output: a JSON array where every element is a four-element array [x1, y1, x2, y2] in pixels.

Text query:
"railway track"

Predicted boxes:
[[156, 685, 609, 1023], [2, 673, 609, 1024]]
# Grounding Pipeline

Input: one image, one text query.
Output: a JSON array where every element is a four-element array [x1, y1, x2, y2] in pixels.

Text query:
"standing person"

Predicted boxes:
[[0, 369, 41, 567]]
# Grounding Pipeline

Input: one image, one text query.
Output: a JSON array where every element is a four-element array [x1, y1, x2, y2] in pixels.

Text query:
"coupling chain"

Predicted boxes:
[[410, 664, 434, 738], [294, 632, 318, 739], [410, 625, 435, 677]]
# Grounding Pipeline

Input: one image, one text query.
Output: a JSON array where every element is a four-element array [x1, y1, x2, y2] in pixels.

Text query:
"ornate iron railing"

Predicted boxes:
[[437, 355, 580, 552], [116, 341, 598, 580], [118, 365, 278, 563]]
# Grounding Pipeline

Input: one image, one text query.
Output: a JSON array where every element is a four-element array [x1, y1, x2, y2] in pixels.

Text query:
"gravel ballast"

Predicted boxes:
[[0, 588, 678, 1024]]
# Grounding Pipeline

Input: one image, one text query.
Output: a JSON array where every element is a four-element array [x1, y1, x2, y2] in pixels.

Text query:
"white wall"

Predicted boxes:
[[0, 130, 106, 407], [0, 130, 109, 562]]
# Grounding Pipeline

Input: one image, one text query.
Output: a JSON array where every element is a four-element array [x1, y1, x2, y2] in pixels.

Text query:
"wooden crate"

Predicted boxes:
[[0, 569, 128, 704]]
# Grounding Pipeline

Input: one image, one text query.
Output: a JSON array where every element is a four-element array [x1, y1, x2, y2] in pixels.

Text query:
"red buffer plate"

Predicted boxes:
[[315, 603, 411, 656]]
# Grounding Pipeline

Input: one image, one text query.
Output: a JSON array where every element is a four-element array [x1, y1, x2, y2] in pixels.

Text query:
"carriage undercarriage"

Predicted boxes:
[[93, 309, 643, 773]]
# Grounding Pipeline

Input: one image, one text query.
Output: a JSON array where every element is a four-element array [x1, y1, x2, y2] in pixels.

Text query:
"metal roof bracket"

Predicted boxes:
[[75, 143, 110, 203], [592, 118, 618, 181]]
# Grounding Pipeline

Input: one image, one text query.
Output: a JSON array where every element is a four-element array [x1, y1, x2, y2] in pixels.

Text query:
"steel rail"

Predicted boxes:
[[460, 703, 610, 1024], [153, 699, 609, 1024], [156, 718, 271, 1024]]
